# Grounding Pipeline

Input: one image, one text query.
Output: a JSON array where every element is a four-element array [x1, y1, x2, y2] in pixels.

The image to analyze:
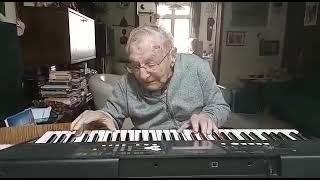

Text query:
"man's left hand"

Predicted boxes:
[[178, 113, 219, 135]]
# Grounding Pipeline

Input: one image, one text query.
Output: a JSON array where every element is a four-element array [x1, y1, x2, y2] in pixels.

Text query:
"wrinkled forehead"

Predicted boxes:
[[128, 35, 164, 63]]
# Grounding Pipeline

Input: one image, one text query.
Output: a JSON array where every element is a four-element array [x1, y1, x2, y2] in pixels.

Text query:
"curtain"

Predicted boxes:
[[190, 2, 201, 38]]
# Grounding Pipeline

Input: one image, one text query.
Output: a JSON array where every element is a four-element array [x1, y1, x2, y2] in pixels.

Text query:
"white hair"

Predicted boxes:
[[125, 25, 175, 57]]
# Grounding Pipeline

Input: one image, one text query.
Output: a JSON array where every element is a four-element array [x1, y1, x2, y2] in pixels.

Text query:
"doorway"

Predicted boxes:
[[198, 2, 223, 84]]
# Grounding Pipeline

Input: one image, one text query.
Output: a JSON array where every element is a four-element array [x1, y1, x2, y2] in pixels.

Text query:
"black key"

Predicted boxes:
[[148, 132, 153, 141], [57, 134, 67, 143], [220, 132, 231, 140], [228, 132, 238, 140], [212, 132, 222, 140], [46, 134, 58, 143], [81, 133, 89, 142], [240, 132, 252, 141], [289, 132, 304, 141], [269, 132, 282, 141], [249, 132, 262, 141], [92, 133, 99, 142], [125, 132, 130, 141], [106, 133, 112, 141], [261, 132, 274, 141], [67, 134, 76, 143], [178, 132, 186, 140], [116, 133, 121, 141], [161, 132, 166, 141], [171, 132, 178, 141], [277, 132, 291, 141], [295, 133, 308, 140], [199, 132, 208, 140], [190, 132, 197, 140], [139, 132, 143, 141]]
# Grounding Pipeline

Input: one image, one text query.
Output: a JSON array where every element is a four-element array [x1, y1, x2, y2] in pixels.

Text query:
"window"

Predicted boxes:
[[157, 2, 191, 53]]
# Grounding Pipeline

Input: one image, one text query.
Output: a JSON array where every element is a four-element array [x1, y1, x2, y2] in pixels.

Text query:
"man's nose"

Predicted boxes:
[[139, 68, 150, 81]]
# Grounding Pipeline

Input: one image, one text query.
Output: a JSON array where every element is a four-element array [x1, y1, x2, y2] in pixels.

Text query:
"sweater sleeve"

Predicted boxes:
[[99, 78, 129, 129], [197, 59, 231, 127]]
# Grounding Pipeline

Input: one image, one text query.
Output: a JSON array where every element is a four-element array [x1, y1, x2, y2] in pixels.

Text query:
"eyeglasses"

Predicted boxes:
[[126, 47, 173, 73]]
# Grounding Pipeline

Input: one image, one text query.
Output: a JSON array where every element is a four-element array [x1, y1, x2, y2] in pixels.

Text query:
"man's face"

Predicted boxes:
[[128, 36, 173, 91]]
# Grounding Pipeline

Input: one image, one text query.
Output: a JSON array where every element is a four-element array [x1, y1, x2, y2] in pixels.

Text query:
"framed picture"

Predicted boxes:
[[226, 31, 246, 46], [259, 40, 279, 56], [304, 2, 319, 26]]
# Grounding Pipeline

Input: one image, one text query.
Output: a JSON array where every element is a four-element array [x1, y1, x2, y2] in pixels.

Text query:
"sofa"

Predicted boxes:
[[262, 76, 320, 137]]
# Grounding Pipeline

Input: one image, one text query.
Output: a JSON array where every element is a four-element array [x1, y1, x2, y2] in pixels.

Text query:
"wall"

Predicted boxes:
[[282, 2, 320, 78], [199, 2, 216, 55], [219, 2, 288, 87], [3, 2, 16, 24], [100, 2, 136, 74]]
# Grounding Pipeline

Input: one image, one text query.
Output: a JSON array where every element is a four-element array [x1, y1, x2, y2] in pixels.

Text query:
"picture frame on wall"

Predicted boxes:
[[226, 31, 246, 46], [304, 2, 319, 26]]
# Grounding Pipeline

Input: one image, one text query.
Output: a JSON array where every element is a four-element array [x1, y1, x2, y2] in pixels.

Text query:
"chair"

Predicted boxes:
[[88, 73, 134, 129], [88, 73, 122, 110]]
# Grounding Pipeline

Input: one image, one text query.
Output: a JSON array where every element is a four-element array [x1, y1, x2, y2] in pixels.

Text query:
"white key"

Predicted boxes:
[[230, 129, 245, 140], [156, 130, 163, 141], [182, 129, 193, 141], [253, 129, 268, 141], [142, 130, 149, 141], [178, 131, 188, 141], [128, 130, 135, 141], [272, 129, 297, 141], [149, 130, 158, 141], [281, 129, 297, 140], [87, 130, 99, 142], [194, 133, 204, 141], [62, 131, 75, 143], [163, 130, 172, 141], [55, 131, 69, 143], [206, 133, 215, 140], [74, 130, 90, 143], [111, 130, 121, 142], [97, 130, 106, 142], [240, 129, 254, 140], [102, 130, 112, 142], [36, 131, 55, 143], [120, 130, 128, 141], [134, 130, 142, 141], [219, 129, 232, 140], [170, 130, 180, 140]]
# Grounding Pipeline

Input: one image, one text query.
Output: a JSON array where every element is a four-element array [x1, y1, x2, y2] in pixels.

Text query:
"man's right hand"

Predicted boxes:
[[70, 110, 117, 136]]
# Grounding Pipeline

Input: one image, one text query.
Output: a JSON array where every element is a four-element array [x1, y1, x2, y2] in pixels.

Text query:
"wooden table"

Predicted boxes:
[[0, 122, 71, 144]]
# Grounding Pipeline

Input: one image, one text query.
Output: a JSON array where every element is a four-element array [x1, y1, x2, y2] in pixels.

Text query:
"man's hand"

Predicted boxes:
[[70, 110, 117, 136], [178, 113, 219, 135]]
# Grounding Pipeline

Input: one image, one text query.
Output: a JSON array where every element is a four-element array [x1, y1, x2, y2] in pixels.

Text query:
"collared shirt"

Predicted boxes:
[[100, 53, 231, 129]]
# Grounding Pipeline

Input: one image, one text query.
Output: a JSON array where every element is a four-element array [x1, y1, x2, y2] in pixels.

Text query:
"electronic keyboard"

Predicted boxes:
[[0, 128, 320, 178]]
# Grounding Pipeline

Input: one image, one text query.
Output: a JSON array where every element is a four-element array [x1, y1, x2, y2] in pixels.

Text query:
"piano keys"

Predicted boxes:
[[34, 128, 310, 144], [1, 127, 320, 178]]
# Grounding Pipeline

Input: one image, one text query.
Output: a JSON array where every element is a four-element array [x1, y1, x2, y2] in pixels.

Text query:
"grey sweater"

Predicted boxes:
[[101, 53, 231, 129]]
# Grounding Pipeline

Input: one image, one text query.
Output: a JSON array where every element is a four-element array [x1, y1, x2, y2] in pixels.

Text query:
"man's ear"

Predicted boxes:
[[171, 47, 177, 61]]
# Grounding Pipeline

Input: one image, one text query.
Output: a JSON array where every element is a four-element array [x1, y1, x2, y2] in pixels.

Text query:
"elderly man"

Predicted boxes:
[[71, 25, 230, 136]]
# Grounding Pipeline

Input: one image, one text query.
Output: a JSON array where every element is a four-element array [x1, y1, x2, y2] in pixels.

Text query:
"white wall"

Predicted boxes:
[[100, 2, 136, 74], [219, 2, 288, 87], [3, 2, 16, 24]]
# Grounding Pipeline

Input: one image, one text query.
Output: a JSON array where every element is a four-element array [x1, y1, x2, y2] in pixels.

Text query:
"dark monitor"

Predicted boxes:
[[0, 21, 25, 125]]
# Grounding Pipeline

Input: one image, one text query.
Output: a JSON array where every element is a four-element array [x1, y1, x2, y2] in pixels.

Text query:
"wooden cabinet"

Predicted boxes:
[[20, 7, 96, 66]]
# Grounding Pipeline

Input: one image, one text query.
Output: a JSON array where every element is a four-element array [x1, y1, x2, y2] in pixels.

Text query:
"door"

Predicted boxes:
[[213, 2, 224, 84]]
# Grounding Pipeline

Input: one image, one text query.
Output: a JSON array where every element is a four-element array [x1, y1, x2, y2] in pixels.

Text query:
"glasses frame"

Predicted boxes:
[[126, 47, 173, 74]]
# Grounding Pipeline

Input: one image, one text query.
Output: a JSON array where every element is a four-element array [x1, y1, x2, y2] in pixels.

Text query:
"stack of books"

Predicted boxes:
[[40, 70, 90, 114]]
